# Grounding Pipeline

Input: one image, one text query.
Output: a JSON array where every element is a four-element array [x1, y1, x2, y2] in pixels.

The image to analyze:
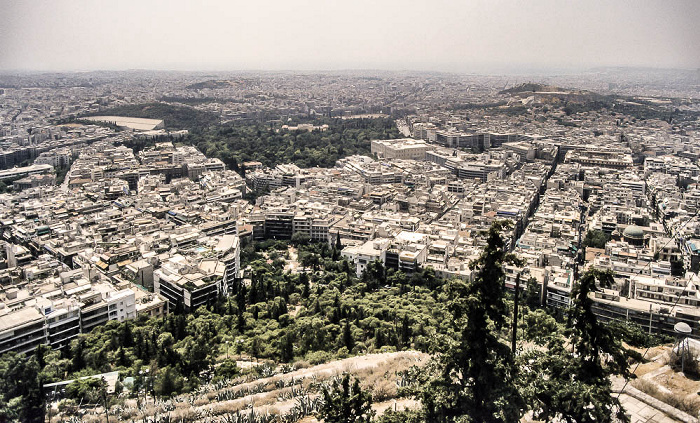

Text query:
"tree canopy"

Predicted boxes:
[[185, 118, 401, 169], [583, 230, 611, 249]]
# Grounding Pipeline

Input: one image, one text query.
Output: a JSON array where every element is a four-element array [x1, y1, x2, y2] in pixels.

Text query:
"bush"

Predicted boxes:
[[625, 348, 645, 364], [305, 351, 333, 365], [213, 359, 240, 382], [377, 409, 423, 423], [317, 373, 374, 423], [632, 378, 659, 396], [65, 377, 106, 404], [660, 392, 700, 416], [291, 360, 310, 370], [371, 378, 396, 402], [606, 320, 669, 348]]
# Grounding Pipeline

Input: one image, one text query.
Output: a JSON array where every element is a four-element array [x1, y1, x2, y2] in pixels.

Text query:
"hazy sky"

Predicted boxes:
[[1, 0, 698, 72]]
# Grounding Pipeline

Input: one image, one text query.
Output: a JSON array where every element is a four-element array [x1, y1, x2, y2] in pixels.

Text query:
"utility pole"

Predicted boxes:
[[511, 272, 522, 356]]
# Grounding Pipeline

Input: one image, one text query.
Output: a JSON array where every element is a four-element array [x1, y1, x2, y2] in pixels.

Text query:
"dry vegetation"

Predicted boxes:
[[631, 378, 700, 416], [630, 344, 700, 417], [51, 351, 427, 423]]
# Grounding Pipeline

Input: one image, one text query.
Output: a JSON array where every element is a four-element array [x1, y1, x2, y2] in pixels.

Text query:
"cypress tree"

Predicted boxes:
[[418, 221, 525, 423]]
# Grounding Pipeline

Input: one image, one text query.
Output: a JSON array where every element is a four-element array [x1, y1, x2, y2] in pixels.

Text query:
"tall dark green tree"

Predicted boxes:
[[362, 260, 386, 290], [568, 269, 629, 381], [524, 277, 541, 309], [279, 331, 295, 362], [154, 367, 183, 398], [335, 232, 343, 251], [70, 336, 86, 372], [0, 352, 44, 422], [418, 221, 525, 423], [342, 321, 354, 351], [399, 314, 412, 348]]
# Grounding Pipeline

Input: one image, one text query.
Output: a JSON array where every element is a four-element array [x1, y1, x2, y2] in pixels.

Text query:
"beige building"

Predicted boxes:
[[371, 138, 433, 161]]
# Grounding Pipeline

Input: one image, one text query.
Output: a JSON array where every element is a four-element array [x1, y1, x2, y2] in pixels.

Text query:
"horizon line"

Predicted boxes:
[[1, 65, 698, 77]]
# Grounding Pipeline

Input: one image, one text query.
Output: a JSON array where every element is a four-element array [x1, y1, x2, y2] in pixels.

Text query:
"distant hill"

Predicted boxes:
[[186, 80, 237, 90], [82, 103, 219, 130], [499, 83, 559, 95], [496, 83, 698, 122]]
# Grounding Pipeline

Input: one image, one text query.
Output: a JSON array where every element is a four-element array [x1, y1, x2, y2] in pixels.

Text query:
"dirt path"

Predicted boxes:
[[285, 246, 300, 273]]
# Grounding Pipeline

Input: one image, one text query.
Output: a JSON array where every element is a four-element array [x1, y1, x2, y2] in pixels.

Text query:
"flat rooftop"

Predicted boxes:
[[0, 307, 44, 332], [0, 164, 53, 180]]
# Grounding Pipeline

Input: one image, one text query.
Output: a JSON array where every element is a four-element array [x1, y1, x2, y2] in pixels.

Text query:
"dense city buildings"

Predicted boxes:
[[1, 71, 699, 356]]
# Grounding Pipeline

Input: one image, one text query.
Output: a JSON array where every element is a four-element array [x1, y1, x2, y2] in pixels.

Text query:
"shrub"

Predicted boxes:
[[305, 351, 333, 365], [377, 409, 423, 423]]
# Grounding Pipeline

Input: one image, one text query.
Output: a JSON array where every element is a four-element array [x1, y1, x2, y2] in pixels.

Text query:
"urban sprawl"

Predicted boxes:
[[1, 70, 699, 357]]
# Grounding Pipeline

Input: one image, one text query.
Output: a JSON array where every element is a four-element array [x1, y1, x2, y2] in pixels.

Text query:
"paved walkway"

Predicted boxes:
[[619, 392, 681, 423], [612, 376, 698, 423]]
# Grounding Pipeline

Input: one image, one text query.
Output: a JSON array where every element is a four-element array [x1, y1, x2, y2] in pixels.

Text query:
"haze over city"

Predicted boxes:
[[1, 0, 699, 72]]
